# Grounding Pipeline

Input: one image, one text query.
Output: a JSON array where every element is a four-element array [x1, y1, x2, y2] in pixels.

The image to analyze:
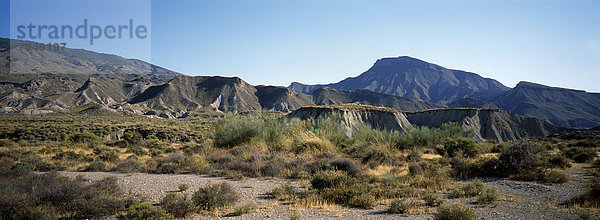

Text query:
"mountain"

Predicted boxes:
[[2, 38, 179, 80], [311, 87, 441, 112], [492, 81, 600, 128], [254, 85, 314, 112], [0, 38, 180, 114], [288, 104, 563, 142], [130, 75, 261, 113], [447, 98, 498, 109], [289, 56, 510, 104], [129, 75, 317, 115]]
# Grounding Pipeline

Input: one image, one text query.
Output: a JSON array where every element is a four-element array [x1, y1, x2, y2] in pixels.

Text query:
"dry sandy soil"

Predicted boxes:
[[58, 164, 597, 219]]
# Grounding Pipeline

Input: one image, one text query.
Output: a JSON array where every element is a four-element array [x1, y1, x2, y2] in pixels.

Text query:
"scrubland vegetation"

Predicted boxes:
[[0, 111, 598, 218]]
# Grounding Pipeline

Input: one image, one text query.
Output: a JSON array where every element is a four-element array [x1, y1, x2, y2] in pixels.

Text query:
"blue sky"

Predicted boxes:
[[2, 0, 599, 92]]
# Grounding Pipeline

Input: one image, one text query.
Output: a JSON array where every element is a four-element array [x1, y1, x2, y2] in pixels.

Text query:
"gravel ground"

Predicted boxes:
[[57, 164, 597, 219]]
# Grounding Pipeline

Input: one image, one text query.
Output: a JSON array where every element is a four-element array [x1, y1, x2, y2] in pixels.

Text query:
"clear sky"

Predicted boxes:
[[2, 0, 599, 92]]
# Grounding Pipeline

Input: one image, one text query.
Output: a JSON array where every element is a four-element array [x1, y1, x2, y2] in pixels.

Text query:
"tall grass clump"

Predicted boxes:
[[310, 112, 352, 147], [213, 111, 304, 149], [400, 123, 472, 149]]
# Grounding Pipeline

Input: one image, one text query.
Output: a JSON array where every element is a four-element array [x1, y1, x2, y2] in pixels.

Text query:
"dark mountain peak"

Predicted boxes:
[[515, 81, 586, 93], [370, 56, 435, 71]]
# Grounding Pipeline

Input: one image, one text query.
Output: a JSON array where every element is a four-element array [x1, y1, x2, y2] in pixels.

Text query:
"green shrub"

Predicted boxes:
[[546, 154, 571, 169], [442, 137, 481, 158], [422, 191, 445, 207], [271, 184, 298, 201], [232, 204, 254, 216], [497, 140, 544, 176], [400, 123, 473, 149], [123, 202, 171, 219], [0, 167, 134, 219], [512, 169, 569, 184], [311, 113, 352, 147], [82, 161, 107, 172], [312, 170, 377, 209], [388, 199, 416, 214], [123, 130, 143, 145], [68, 132, 103, 147], [564, 146, 597, 163], [453, 179, 485, 198], [192, 182, 239, 211], [477, 188, 499, 205], [160, 193, 195, 218], [434, 204, 475, 220], [8, 206, 53, 220], [178, 184, 190, 192]]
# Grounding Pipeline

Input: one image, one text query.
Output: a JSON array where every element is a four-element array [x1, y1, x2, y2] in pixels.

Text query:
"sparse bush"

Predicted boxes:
[[82, 161, 107, 171], [453, 179, 485, 198], [511, 169, 569, 184], [127, 145, 147, 156], [423, 191, 445, 207], [232, 204, 254, 216], [388, 199, 416, 214], [0, 166, 135, 219], [442, 137, 481, 158], [123, 130, 143, 145], [160, 192, 195, 218], [546, 154, 571, 169], [68, 132, 103, 147], [477, 188, 499, 205], [564, 146, 597, 163], [400, 123, 472, 149], [434, 204, 475, 220], [497, 140, 544, 176], [192, 182, 239, 211], [329, 157, 363, 177], [311, 113, 352, 147], [122, 202, 171, 219], [178, 184, 190, 192], [312, 170, 377, 209], [271, 184, 298, 201]]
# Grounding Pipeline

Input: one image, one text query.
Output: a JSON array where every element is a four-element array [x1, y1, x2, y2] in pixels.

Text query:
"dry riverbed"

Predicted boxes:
[[58, 167, 596, 220]]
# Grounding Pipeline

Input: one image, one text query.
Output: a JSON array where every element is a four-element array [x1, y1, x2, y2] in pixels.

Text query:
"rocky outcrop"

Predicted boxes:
[[406, 108, 562, 142], [286, 104, 414, 136], [287, 104, 562, 142]]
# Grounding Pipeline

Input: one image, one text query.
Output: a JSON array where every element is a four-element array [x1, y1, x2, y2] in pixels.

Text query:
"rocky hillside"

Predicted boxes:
[[287, 104, 562, 142], [286, 104, 414, 136], [289, 56, 509, 103], [1, 38, 179, 80], [406, 108, 562, 142], [311, 87, 441, 111], [491, 81, 600, 128], [254, 85, 314, 112], [130, 75, 261, 113]]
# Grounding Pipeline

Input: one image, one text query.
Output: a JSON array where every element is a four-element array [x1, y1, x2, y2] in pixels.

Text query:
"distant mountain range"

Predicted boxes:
[[290, 56, 510, 103], [1, 38, 599, 129], [290, 56, 600, 128]]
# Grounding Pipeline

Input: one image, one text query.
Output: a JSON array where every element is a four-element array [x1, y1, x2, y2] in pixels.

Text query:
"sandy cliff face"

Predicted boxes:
[[405, 108, 561, 142], [286, 104, 414, 136], [287, 104, 562, 142]]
